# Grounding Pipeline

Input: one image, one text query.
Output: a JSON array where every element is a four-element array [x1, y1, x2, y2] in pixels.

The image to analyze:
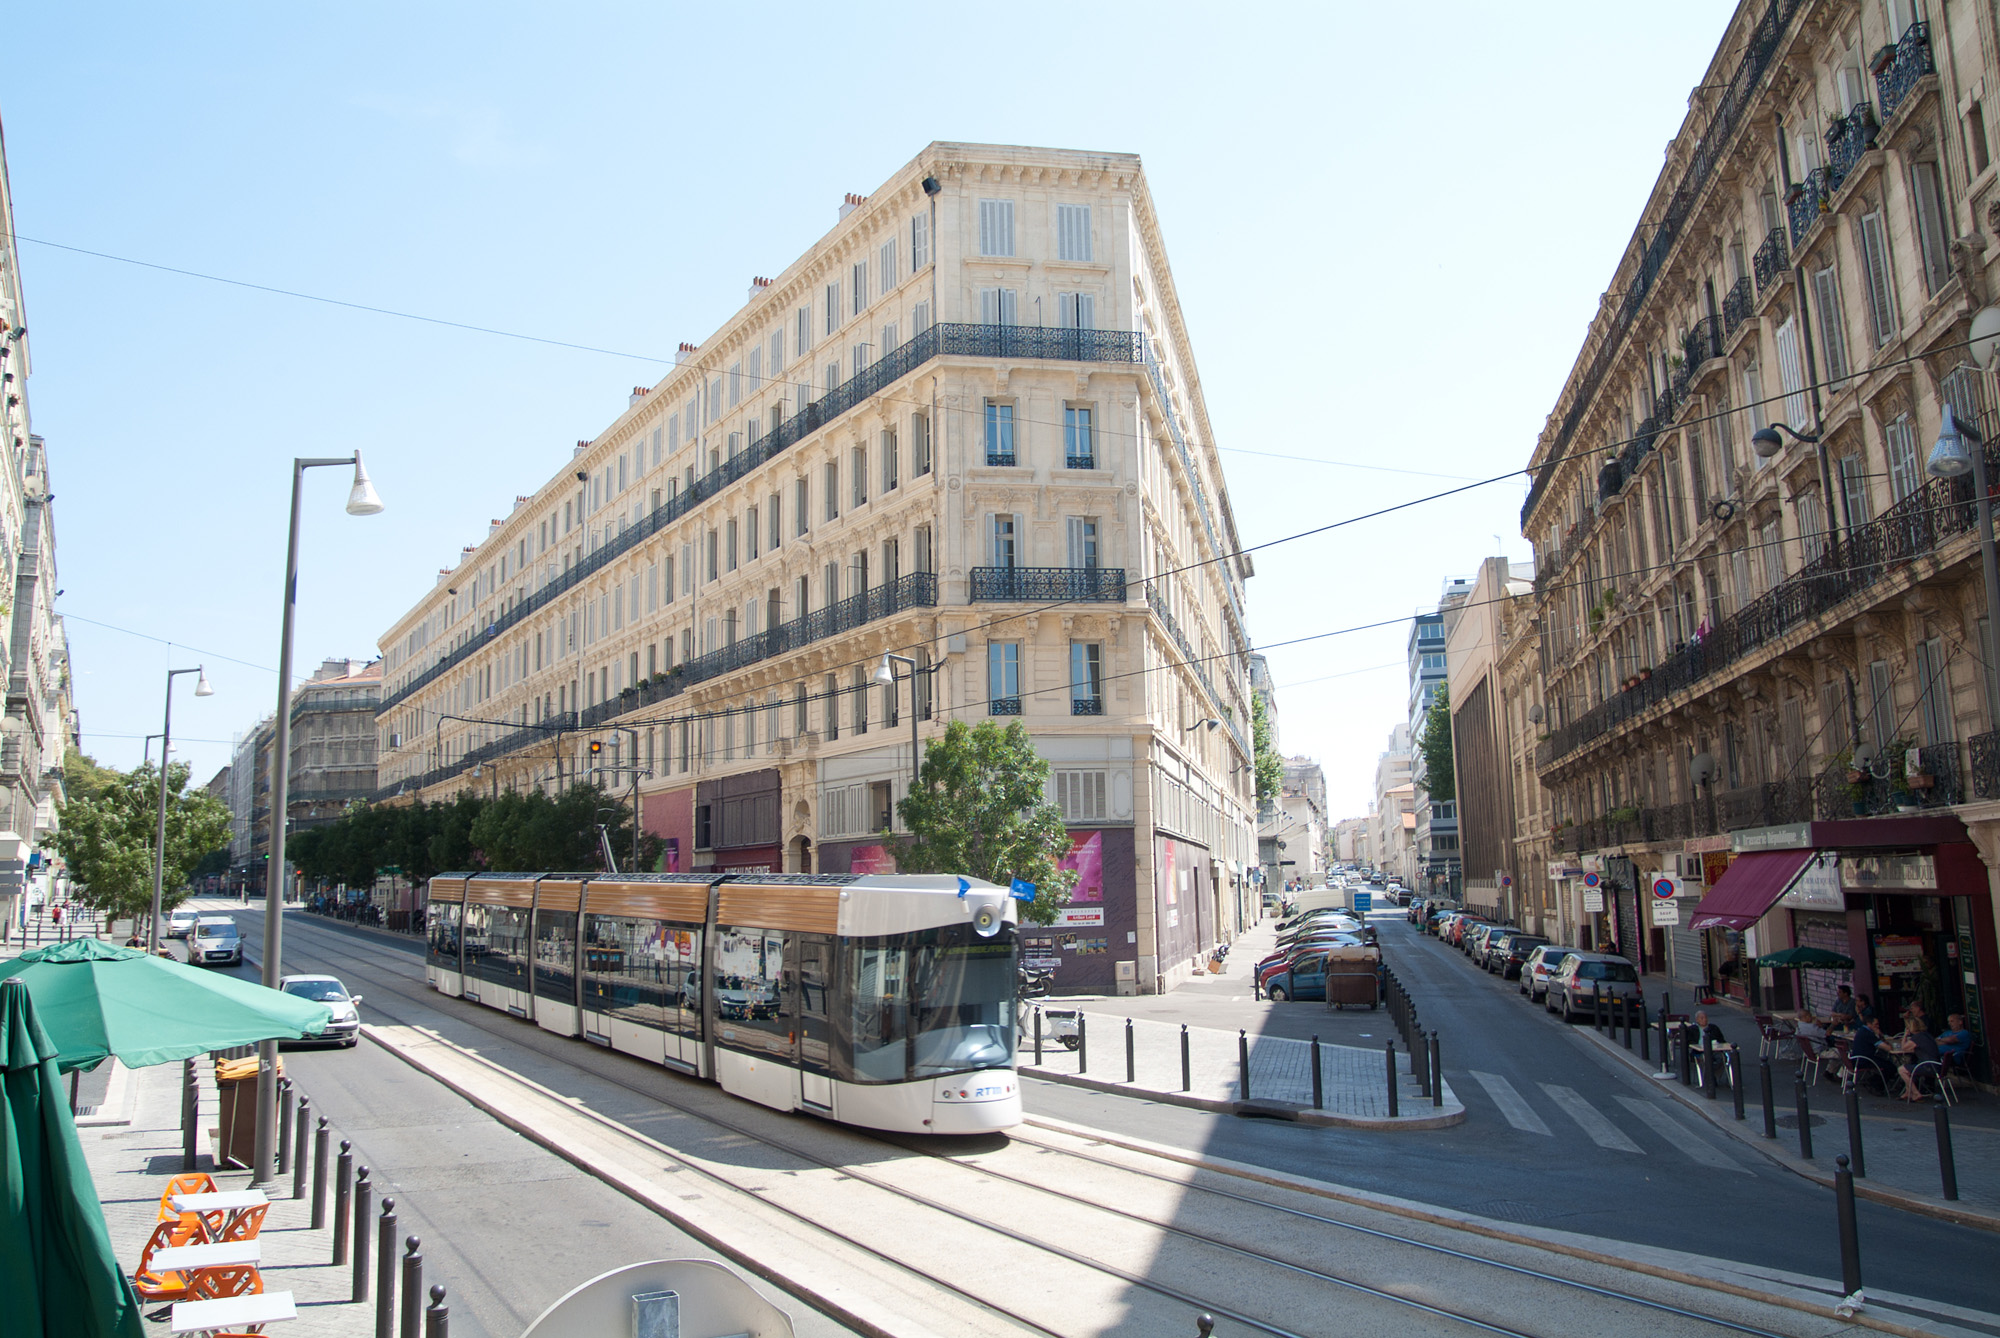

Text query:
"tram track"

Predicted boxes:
[[241, 910, 1857, 1338]]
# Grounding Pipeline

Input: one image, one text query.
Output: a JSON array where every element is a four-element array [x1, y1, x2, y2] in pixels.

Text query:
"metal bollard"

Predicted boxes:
[[1180, 1024, 1191, 1093], [1621, 995, 1632, 1049], [1385, 1040, 1398, 1118], [1844, 1079, 1866, 1178], [1312, 1036, 1324, 1110], [311, 1117, 330, 1229], [1795, 1068, 1814, 1160], [1125, 1018, 1135, 1084], [1731, 1051, 1745, 1121], [352, 1167, 373, 1301], [1430, 1032, 1443, 1108], [1933, 1092, 1959, 1201], [1639, 1005, 1650, 1062], [425, 1285, 449, 1338], [1703, 1038, 1718, 1100], [293, 1096, 312, 1201], [1238, 1029, 1251, 1101], [1658, 1004, 1672, 1074], [1033, 1007, 1042, 1066], [1679, 1027, 1693, 1087], [1834, 1154, 1863, 1300], [333, 1140, 354, 1264], [400, 1237, 423, 1338], [181, 1058, 198, 1172], [377, 1198, 398, 1338], [1592, 987, 1603, 1031], [277, 1079, 293, 1177], [1196, 1313, 1215, 1337], [1760, 1057, 1777, 1139], [1077, 1012, 1088, 1075]]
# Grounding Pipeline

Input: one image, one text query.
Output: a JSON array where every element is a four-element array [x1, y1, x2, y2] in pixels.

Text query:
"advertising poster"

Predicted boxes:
[[850, 844, 897, 875], [1060, 833, 1104, 902], [1057, 906, 1105, 927]]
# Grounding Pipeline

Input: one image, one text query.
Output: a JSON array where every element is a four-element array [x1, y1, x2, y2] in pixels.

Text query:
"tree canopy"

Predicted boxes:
[[1415, 685, 1456, 802], [895, 719, 1077, 926], [1252, 694, 1282, 808], [53, 760, 232, 923]]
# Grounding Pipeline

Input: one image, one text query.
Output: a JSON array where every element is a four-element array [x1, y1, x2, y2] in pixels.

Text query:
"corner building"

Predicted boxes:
[[375, 144, 1258, 995], [1520, 1, 2000, 1073]]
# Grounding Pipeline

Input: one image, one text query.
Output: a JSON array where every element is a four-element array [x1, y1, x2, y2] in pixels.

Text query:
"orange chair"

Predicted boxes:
[[187, 1264, 263, 1300], [156, 1172, 221, 1238], [132, 1220, 196, 1304], [216, 1202, 269, 1242]]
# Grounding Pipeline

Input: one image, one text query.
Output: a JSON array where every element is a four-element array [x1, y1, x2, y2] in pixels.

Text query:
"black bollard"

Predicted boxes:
[[1844, 1080, 1865, 1178], [1414, 1026, 1430, 1098], [311, 1117, 330, 1229], [1933, 1093, 1959, 1201], [181, 1058, 198, 1172], [352, 1167, 373, 1301], [1834, 1154, 1863, 1300], [1125, 1018, 1135, 1084], [293, 1096, 312, 1201], [1658, 1003, 1671, 1072], [1196, 1314, 1215, 1337], [425, 1285, 449, 1338], [400, 1237, 423, 1338], [1077, 1012, 1088, 1075], [276, 1079, 292, 1177], [1430, 1032, 1443, 1108], [1385, 1040, 1398, 1118], [1180, 1024, 1191, 1093], [1621, 995, 1632, 1049], [1731, 1051, 1745, 1121], [333, 1139, 354, 1264], [377, 1198, 398, 1338], [1592, 986, 1603, 1032], [1312, 1035, 1324, 1110], [1033, 1007, 1042, 1066], [1679, 1026, 1693, 1087], [1238, 1029, 1251, 1101], [1795, 1068, 1814, 1160], [1703, 1037, 1718, 1100], [1760, 1056, 1777, 1139]]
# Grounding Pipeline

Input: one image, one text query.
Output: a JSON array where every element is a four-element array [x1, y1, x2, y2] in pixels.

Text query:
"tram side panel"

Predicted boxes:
[[463, 877, 536, 1020], [425, 875, 469, 997], [532, 879, 585, 1040], [579, 880, 710, 1077]]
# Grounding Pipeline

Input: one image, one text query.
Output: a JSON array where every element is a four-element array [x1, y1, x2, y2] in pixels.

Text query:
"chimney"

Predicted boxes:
[[629, 384, 650, 407], [675, 342, 696, 365], [573, 439, 590, 457], [514, 494, 530, 509], [838, 192, 865, 221], [747, 275, 773, 303]]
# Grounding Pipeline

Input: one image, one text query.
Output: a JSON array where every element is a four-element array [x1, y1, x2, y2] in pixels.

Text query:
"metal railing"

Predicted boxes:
[[1788, 168, 1834, 247], [968, 566, 1126, 602], [379, 322, 1148, 716], [985, 451, 1017, 467], [1824, 104, 1878, 187], [1065, 454, 1096, 470], [990, 697, 1022, 716], [1144, 581, 1245, 754], [1722, 276, 1755, 335], [1877, 21, 1935, 123], [1753, 226, 1790, 294], [1071, 696, 1104, 716], [1972, 730, 2000, 800]]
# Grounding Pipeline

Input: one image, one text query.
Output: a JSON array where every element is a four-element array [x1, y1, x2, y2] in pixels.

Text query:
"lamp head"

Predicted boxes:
[[1750, 425, 1785, 459], [1927, 403, 1975, 478], [872, 655, 897, 686], [346, 452, 385, 515], [193, 670, 213, 698], [1689, 750, 1715, 786]]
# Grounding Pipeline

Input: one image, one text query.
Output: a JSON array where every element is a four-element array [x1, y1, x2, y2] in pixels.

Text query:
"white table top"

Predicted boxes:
[[170, 1290, 294, 1333], [147, 1240, 262, 1272], [170, 1189, 268, 1212]]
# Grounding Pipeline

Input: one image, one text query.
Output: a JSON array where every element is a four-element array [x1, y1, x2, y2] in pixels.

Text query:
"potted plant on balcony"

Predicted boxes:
[[1638, 666, 1653, 682], [1870, 43, 1896, 75]]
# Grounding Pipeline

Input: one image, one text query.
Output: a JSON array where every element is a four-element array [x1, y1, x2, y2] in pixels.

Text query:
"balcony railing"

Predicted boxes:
[[379, 321, 1148, 716], [1065, 454, 1096, 470], [1071, 696, 1104, 716], [990, 697, 1022, 716], [1683, 316, 1723, 372], [1876, 21, 1935, 123], [1824, 104, 1878, 188], [1721, 276, 1755, 336], [1787, 170, 1834, 247], [1540, 417, 2000, 771], [985, 451, 1017, 467], [1972, 730, 2000, 800], [1813, 742, 1963, 817], [969, 566, 1126, 602], [1753, 226, 1789, 294]]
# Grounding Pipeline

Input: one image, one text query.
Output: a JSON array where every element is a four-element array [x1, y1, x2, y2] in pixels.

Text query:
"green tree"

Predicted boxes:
[[1252, 694, 1282, 807], [52, 761, 232, 924], [894, 720, 1077, 926], [63, 748, 123, 803], [1415, 685, 1456, 802]]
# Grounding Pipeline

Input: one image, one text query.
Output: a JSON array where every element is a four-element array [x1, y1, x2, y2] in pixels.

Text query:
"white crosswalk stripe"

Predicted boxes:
[[1614, 1097, 1755, 1173], [1539, 1083, 1644, 1152], [1469, 1070, 1552, 1135]]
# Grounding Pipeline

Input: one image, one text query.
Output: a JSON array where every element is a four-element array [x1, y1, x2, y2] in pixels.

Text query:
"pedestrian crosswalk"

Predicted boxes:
[[1465, 1069, 1758, 1172]]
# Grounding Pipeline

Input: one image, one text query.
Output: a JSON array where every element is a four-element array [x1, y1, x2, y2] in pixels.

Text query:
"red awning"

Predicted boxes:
[[1688, 849, 1815, 931]]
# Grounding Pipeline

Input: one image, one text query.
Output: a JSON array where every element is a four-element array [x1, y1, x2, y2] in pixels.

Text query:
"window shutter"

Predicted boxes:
[[1773, 319, 1808, 426], [1066, 517, 1084, 567], [1058, 292, 1077, 329], [1012, 513, 1024, 568], [980, 288, 998, 325], [1912, 162, 1951, 293], [1000, 288, 1017, 325], [1077, 293, 1095, 329], [1810, 268, 1850, 382], [1857, 213, 1898, 344], [985, 514, 997, 567]]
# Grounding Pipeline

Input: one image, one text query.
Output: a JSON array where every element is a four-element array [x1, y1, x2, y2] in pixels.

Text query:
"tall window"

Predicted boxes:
[[825, 462, 840, 521], [706, 529, 719, 582], [825, 673, 839, 741], [1069, 641, 1103, 714], [1064, 405, 1095, 468], [796, 477, 810, 535], [1911, 161, 1952, 294], [915, 524, 933, 574], [1057, 292, 1096, 329], [912, 411, 932, 475], [852, 666, 869, 733], [1797, 492, 1827, 564], [796, 306, 811, 356], [769, 493, 782, 550], [979, 287, 1019, 326], [746, 507, 759, 560], [985, 402, 1016, 465], [1856, 213, 1899, 347], [881, 429, 899, 491], [1811, 268, 1852, 384], [852, 447, 868, 508], [878, 239, 897, 290], [1774, 318, 1809, 426], [1067, 516, 1099, 569], [726, 518, 739, 572], [1886, 414, 1920, 502], [1056, 204, 1092, 262], [825, 283, 841, 335], [1838, 454, 1872, 527], [1915, 637, 1954, 744], [911, 212, 931, 270], [988, 642, 1021, 713], [978, 199, 1015, 257], [989, 514, 1019, 568], [851, 260, 868, 315]]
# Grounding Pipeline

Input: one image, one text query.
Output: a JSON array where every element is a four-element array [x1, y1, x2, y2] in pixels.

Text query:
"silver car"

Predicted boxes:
[[1545, 952, 1642, 1022], [279, 975, 363, 1047], [190, 917, 243, 967]]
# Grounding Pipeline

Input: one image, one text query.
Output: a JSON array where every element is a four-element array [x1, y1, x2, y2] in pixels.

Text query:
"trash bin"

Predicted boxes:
[[213, 1053, 282, 1170]]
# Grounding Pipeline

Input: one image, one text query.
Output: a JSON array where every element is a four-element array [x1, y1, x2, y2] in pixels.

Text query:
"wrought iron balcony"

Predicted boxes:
[[1683, 315, 1723, 370], [969, 566, 1126, 602], [990, 697, 1022, 716], [1972, 729, 2000, 800], [1065, 454, 1096, 470], [1071, 696, 1104, 716], [1824, 105, 1877, 189], [1814, 742, 1963, 817], [1753, 227, 1789, 294], [1876, 21, 1935, 123], [1787, 169, 1833, 247], [1721, 276, 1754, 336], [985, 451, 1018, 467]]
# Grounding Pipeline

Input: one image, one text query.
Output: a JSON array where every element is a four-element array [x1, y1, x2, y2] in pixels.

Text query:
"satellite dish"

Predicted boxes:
[[1971, 306, 2000, 370]]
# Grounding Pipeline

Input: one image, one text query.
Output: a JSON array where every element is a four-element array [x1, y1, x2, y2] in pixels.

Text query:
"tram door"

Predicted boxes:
[[797, 938, 834, 1112]]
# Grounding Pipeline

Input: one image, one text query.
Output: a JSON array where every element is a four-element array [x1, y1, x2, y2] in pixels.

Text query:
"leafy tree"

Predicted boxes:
[[895, 720, 1077, 926], [1415, 685, 1456, 802], [52, 761, 232, 923], [63, 748, 123, 804], [191, 846, 232, 879], [1251, 694, 1282, 808]]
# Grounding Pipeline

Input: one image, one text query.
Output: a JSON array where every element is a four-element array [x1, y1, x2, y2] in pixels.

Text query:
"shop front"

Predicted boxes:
[[1016, 829, 1138, 995]]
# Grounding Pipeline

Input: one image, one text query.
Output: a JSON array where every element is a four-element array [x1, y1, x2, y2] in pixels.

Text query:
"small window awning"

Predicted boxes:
[[1688, 849, 1816, 932]]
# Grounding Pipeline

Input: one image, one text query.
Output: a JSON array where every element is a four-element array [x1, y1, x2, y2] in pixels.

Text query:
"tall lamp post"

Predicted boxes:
[[1925, 403, 2000, 725], [252, 452, 383, 1188], [147, 668, 212, 952], [873, 653, 922, 804]]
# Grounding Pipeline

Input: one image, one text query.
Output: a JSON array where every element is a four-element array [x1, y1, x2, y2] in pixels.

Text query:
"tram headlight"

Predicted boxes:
[[972, 903, 1003, 937]]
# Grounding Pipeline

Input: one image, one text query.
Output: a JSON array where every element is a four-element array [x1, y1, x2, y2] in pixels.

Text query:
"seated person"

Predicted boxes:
[[1847, 1018, 1887, 1083], [1937, 1014, 1973, 1067], [1688, 1010, 1729, 1046], [1854, 995, 1879, 1027], [1828, 985, 1858, 1026], [1893, 1026, 1940, 1101], [1792, 1014, 1828, 1042]]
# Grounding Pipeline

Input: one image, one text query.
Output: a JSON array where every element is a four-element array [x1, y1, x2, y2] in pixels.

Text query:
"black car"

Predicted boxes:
[[1490, 934, 1549, 979]]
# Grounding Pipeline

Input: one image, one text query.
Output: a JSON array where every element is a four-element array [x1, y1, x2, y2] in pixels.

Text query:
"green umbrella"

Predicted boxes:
[[0, 939, 330, 1073], [1, 976, 145, 1338], [1754, 945, 1856, 969]]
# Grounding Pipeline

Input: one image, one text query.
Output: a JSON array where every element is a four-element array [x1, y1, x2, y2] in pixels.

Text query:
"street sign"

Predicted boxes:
[[1652, 898, 1681, 926], [1582, 872, 1601, 889], [1353, 892, 1372, 917], [1651, 875, 1679, 900], [1583, 888, 1605, 912]]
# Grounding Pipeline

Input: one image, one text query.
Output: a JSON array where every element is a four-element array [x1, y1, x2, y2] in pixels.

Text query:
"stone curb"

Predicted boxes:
[[1020, 1064, 1466, 1129], [1572, 1023, 2000, 1235]]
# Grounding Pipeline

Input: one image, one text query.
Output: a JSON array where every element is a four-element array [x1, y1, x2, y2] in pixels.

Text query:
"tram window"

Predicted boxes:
[[534, 909, 579, 1000], [715, 927, 792, 1056], [478, 905, 531, 990], [848, 924, 1014, 1083], [850, 942, 912, 1082], [426, 902, 461, 967], [461, 904, 491, 973], [582, 915, 682, 1030]]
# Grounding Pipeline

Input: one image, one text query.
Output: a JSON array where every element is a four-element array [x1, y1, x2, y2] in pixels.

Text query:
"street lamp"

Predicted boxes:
[[873, 653, 921, 800], [253, 451, 382, 1188], [1925, 402, 2000, 727], [146, 667, 212, 952]]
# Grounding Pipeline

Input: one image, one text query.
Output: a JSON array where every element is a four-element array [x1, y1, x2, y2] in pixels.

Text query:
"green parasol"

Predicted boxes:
[[0, 976, 145, 1338], [0, 939, 330, 1073], [1753, 945, 1856, 969]]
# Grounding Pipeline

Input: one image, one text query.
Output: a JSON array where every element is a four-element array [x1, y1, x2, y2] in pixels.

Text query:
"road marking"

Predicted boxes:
[[1614, 1097, 1755, 1173], [1539, 1084, 1644, 1152], [1469, 1071, 1551, 1135]]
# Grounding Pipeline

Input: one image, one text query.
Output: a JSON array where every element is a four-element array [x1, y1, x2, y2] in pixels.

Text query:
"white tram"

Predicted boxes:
[[423, 872, 1022, 1134]]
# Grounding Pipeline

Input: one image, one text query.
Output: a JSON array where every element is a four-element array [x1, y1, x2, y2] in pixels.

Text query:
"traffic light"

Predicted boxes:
[[589, 740, 603, 758]]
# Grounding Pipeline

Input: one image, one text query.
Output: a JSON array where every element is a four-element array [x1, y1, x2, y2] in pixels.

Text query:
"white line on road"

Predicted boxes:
[[1539, 1084, 1644, 1153], [1468, 1071, 1551, 1136], [1614, 1097, 1755, 1174]]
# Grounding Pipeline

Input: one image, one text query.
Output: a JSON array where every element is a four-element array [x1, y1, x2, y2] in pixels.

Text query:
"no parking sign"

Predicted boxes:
[[1581, 870, 1604, 912], [1651, 874, 1681, 925]]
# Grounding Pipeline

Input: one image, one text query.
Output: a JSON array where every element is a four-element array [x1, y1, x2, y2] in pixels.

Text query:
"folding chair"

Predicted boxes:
[[187, 1264, 264, 1300], [217, 1202, 269, 1242], [133, 1220, 196, 1304], [1910, 1059, 1958, 1105], [157, 1172, 221, 1238]]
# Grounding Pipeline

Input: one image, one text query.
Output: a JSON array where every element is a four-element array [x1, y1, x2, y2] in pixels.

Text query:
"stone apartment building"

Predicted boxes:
[[1371, 724, 1413, 881], [1410, 580, 1472, 897], [1520, 0, 1998, 1061], [373, 143, 1258, 995], [288, 659, 381, 832]]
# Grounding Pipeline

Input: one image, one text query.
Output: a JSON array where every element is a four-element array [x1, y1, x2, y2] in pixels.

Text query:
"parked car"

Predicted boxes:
[[1490, 934, 1549, 979], [1257, 935, 1365, 977], [189, 917, 243, 967], [1471, 927, 1515, 969], [1545, 953, 1643, 1021], [164, 906, 202, 940], [1519, 945, 1576, 1002], [1450, 917, 1489, 949], [279, 974, 363, 1048], [1268, 946, 1380, 1005]]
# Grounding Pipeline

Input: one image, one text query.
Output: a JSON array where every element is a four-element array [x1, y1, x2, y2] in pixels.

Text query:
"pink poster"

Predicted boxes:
[[1059, 833, 1103, 903], [1163, 839, 1177, 906], [850, 844, 897, 875]]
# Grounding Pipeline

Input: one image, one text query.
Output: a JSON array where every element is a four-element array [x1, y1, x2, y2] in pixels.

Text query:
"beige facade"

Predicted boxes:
[[1371, 725, 1413, 879], [288, 659, 380, 832], [1520, 0, 2000, 1042], [372, 143, 1256, 994]]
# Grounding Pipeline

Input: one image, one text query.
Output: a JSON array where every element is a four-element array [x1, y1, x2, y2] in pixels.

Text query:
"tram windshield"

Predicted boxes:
[[851, 923, 1015, 1082]]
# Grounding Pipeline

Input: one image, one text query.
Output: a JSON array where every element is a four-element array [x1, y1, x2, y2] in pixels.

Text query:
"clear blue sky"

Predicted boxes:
[[4, 0, 1737, 816]]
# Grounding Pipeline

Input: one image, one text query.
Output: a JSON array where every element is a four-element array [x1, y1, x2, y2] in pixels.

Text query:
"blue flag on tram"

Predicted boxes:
[[956, 877, 971, 899], [1010, 877, 1036, 903]]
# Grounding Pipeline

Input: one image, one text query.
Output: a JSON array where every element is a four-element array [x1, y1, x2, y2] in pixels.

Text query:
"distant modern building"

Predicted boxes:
[[1410, 578, 1472, 896], [227, 717, 274, 894], [1371, 724, 1412, 880]]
